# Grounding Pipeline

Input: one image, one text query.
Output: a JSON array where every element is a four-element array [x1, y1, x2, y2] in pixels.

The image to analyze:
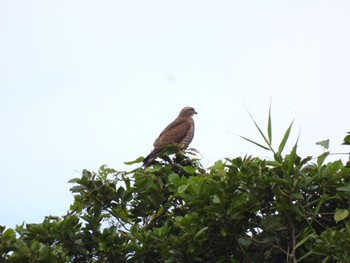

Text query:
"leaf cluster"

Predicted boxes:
[[1, 150, 350, 262]]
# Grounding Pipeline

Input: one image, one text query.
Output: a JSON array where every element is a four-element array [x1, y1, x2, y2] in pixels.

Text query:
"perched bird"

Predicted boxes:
[[143, 106, 197, 167]]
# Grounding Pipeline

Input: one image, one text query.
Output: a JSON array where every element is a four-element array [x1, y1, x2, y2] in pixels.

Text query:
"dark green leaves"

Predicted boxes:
[[342, 132, 350, 145], [2, 153, 350, 262]]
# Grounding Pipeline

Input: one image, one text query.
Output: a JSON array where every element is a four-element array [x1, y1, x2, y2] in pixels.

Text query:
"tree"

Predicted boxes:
[[1, 114, 350, 262]]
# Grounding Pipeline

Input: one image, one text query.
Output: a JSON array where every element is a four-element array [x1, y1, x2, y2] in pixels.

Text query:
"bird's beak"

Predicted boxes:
[[194, 110, 198, 115]]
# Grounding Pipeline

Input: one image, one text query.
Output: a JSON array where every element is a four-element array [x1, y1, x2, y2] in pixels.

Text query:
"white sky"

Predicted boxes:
[[1, 1, 350, 228]]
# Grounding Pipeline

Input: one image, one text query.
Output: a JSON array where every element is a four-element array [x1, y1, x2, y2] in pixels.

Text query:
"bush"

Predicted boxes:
[[1, 112, 350, 262]]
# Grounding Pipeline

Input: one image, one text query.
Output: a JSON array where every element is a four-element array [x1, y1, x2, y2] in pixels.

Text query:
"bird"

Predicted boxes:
[[143, 106, 197, 167]]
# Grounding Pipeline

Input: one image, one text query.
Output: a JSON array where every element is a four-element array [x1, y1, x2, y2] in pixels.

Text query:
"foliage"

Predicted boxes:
[[1, 111, 350, 262], [342, 132, 350, 145]]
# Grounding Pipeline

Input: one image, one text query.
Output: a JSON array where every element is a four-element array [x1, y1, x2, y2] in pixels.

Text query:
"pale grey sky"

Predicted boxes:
[[1, 1, 350, 228]]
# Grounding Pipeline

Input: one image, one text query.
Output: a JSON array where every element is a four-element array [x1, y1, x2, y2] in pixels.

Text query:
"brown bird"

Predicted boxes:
[[143, 106, 197, 167]]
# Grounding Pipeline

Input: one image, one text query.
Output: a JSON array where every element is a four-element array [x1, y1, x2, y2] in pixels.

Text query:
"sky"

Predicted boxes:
[[1, 1, 350, 228]]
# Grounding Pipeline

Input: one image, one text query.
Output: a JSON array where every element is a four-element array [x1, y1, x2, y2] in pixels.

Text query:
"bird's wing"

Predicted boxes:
[[153, 118, 191, 148]]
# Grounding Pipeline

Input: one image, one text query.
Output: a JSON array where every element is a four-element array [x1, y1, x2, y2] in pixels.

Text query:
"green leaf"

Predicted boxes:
[[287, 137, 299, 174], [336, 185, 350, 192], [268, 104, 272, 144], [316, 139, 329, 150], [292, 233, 316, 253], [70, 185, 87, 193], [211, 194, 220, 204], [210, 160, 225, 170], [183, 166, 196, 175], [240, 135, 270, 151], [296, 250, 318, 262], [168, 173, 179, 185], [220, 228, 227, 237], [342, 133, 350, 145], [178, 184, 189, 194], [194, 227, 208, 240], [2, 228, 16, 241], [188, 177, 202, 195], [317, 152, 329, 167], [113, 207, 130, 222], [266, 160, 282, 167], [174, 216, 183, 225], [82, 169, 92, 178], [238, 237, 251, 247], [70, 200, 82, 212], [68, 178, 80, 184], [327, 160, 343, 174], [334, 209, 349, 223], [291, 192, 304, 200], [247, 111, 271, 148], [124, 156, 144, 165], [265, 177, 289, 184], [277, 119, 294, 155]]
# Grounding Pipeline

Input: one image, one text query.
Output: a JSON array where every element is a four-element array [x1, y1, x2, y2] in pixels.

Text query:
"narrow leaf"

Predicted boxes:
[[317, 152, 329, 167], [248, 111, 271, 148], [296, 250, 318, 262], [336, 185, 350, 192], [287, 136, 299, 174], [265, 177, 289, 184], [278, 119, 294, 155], [124, 156, 144, 165], [292, 233, 316, 253], [194, 227, 209, 240], [68, 178, 80, 184], [240, 135, 270, 150], [267, 104, 272, 144]]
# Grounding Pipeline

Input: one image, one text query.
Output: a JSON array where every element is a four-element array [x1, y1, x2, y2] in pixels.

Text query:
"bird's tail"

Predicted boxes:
[[143, 148, 161, 168]]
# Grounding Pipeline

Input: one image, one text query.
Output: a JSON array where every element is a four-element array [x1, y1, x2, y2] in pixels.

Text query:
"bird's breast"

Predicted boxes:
[[179, 124, 195, 148]]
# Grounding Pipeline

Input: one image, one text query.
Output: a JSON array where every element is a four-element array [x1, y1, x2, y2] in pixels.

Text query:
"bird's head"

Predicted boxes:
[[179, 106, 198, 118]]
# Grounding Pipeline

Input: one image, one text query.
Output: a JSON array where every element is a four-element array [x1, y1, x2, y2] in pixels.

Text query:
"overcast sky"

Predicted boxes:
[[1, 1, 350, 228]]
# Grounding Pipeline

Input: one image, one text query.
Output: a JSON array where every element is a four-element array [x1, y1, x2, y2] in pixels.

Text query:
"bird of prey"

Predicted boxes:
[[143, 106, 197, 167]]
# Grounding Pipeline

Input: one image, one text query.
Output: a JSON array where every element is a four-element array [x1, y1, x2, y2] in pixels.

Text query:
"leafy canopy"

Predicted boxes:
[[1, 110, 350, 263]]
